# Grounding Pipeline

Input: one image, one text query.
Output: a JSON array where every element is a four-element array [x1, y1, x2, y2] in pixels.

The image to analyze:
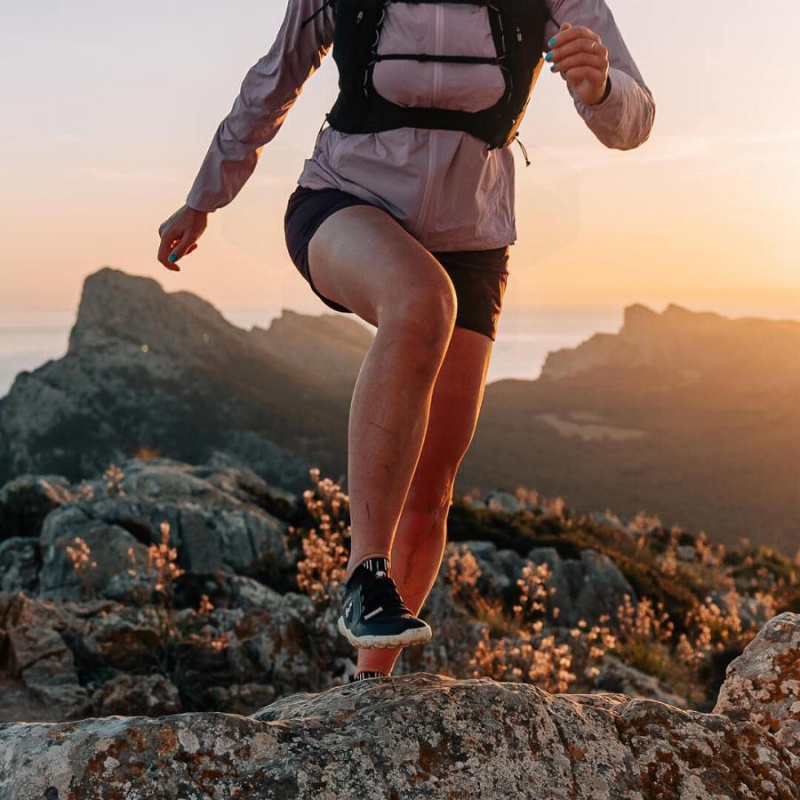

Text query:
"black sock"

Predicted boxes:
[[349, 670, 388, 683], [359, 556, 391, 577]]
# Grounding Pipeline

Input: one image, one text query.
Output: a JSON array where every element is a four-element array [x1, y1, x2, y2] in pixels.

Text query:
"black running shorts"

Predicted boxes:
[[284, 184, 510, 341]]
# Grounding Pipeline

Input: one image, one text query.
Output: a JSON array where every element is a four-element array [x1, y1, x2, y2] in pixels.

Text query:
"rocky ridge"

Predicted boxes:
[[0, 267, 371, 489]]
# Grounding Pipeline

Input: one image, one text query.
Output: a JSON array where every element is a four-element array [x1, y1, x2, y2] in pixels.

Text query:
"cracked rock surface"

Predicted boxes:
[[1, 614, 798, 800]]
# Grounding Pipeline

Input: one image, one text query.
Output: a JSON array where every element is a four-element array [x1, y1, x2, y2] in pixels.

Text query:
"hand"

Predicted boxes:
[[546, 22, 610, 106], [157, 204, 208, 272]]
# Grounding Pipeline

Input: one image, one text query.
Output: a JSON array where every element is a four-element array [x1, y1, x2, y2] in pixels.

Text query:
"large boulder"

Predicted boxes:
[[0, 668, 797, 800], [713, 611, 800, 757], [35, 458, 292, 602]]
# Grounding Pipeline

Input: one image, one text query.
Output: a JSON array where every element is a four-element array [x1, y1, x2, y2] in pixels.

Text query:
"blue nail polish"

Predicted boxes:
[[168, 252, 178, 263], [548, 36, 558, 47], [550, 64, 557, 72], [545, 51, 553, 62]]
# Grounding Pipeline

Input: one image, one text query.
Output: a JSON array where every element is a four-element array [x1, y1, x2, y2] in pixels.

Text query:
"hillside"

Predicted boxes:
[[0, 268, 367, 491], [1, 269, 797, 554], [463, 303, 800, 554]]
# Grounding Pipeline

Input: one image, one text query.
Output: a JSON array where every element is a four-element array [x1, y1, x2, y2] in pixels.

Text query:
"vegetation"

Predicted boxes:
[[64, 463, 797, 713]]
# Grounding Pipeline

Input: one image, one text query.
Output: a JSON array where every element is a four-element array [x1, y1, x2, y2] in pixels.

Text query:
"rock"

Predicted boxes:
[[445, 542, 635, 631], [0, 538, 39, 594], [34, 458, 291, 602], [6, 624, 90, 718], [39, 506, 149, 603], [0, 474, 73, 539], [451, 540, 523, 593], [527, 546, 636, 628], [593, 653, 687, 708], [484, 489, 522, 515], [0, 577, 349, 723], [206, 682, 278, 716], [1, 672, 798, 799], [676, 544, 697, 561], [196, 454, 298, 518], [713, 611, 800, 757], [90, 673, 182, 717]]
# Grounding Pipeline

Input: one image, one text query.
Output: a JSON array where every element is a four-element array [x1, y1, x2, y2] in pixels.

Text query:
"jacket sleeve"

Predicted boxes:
[[545, 0, 655, 150], [185, 0, 334, 213]]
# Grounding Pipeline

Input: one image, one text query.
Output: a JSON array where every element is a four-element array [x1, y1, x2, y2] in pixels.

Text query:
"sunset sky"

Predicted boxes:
[[2, 0, 799, 322]]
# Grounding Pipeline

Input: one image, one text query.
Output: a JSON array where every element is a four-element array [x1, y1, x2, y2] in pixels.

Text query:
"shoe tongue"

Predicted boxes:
[[374, 570, 387, 579]]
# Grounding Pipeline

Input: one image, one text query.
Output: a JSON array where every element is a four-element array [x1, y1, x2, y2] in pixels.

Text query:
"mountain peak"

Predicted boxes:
[[69, 267, 236, 360]]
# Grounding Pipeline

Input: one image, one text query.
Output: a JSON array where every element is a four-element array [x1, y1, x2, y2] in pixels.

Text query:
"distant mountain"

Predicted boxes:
[[0, 268, 368, 491], [1, 271, 797, 555], [461, 303, 800, 556]]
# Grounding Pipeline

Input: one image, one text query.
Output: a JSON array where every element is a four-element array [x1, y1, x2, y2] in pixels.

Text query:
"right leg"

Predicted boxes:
[[355, 325, 495, 675], [306, 204, 458, 578]]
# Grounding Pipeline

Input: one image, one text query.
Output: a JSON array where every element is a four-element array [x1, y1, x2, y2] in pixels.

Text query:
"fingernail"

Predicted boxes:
[[550, 64, 557, 72], [545, 51, 553, 62], [168, 252, 178, 263], [548, 36, 558, 47]]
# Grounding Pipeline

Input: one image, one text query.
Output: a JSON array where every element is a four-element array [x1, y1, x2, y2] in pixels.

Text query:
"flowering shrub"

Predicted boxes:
[[445, 544, 616, 693], [127, 520, 186, 607], [103, 463, 125, 497], [65, 537, 98, 600], [290, 468, 351, 612]]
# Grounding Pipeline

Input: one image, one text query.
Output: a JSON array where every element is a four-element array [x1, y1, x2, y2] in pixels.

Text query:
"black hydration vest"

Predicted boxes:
[[302, 0, 555, 153]]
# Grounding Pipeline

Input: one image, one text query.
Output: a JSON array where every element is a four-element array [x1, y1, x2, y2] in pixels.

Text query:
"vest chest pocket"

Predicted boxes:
[[371, 3, 506, 113]]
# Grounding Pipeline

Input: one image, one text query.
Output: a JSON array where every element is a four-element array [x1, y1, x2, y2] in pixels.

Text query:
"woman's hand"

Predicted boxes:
[[546, 22, 610, 106], [157, 204, 208, 272]]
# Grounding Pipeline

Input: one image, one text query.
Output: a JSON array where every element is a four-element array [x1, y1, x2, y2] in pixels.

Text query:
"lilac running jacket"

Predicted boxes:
[[185, 0, 655, 252]]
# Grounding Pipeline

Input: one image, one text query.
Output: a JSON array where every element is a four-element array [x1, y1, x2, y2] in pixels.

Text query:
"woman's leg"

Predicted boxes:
[[306, 204, 458, 577], [354, 325, 494, 675]]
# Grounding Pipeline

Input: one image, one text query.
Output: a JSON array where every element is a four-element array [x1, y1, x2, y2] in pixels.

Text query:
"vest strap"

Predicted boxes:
[[372, 53, 501, 65]]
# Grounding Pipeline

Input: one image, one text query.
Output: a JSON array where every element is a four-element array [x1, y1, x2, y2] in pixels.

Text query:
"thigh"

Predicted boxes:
[[406, 325, 493, 509], [307, 203, 455, 329], [434, 247, 510, 342]]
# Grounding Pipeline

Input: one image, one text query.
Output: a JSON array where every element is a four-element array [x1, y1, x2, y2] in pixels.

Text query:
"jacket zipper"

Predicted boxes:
[[416, 4, 444, 231]]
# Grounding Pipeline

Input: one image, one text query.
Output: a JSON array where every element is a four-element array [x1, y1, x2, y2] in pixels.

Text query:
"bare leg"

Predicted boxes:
[[306, 205, 458, 579], [354, 326, 494, 675]]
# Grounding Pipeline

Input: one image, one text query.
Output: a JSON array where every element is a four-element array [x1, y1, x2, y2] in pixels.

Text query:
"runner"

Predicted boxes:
[[157, 0, 655, 682]]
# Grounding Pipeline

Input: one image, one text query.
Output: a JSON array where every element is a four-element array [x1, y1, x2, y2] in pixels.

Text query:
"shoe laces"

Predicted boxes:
[[363, 571, 412, 616]]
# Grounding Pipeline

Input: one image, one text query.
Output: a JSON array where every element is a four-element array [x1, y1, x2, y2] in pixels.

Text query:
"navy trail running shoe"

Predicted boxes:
[[337, 563, 432, 649]]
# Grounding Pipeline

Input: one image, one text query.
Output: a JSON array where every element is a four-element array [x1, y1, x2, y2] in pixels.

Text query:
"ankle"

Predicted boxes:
[[347, 553, 391, 579], [349, 670, 389, 683]]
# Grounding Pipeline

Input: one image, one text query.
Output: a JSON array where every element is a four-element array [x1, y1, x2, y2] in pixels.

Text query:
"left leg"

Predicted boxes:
[[354, 324, 494, 676]]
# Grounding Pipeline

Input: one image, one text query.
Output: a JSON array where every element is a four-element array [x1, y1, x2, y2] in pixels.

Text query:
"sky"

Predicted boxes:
[[2, 0, 799, 323]]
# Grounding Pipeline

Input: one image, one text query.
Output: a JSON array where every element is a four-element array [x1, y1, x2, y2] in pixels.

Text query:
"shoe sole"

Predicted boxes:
[[337, 616, 432, 649]]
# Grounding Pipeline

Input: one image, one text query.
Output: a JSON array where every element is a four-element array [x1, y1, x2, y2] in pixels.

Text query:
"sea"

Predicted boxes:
[[4, 301, 797, 397]]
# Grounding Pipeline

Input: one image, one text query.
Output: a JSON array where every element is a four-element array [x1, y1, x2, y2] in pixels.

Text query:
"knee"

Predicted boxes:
[[385, 273, 457, 351], [405, 480, 455, 527]]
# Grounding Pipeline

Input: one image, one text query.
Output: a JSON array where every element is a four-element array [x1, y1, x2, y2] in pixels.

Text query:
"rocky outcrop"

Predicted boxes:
[[0, 615, 798, 800], [713, 611, 800, 755], [450, 540, 636, 629], [0, 578, 344, 723], [0, 458, 293, 603], [0, 474, 73, 538], [0, 267, 371, 489], [0, 458, 341, 720], [540, 303, 800, 384], [36, 458, 291, 602]]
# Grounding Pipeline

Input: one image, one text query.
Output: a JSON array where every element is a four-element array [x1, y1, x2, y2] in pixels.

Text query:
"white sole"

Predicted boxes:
[[337, 616, 432, 649]]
